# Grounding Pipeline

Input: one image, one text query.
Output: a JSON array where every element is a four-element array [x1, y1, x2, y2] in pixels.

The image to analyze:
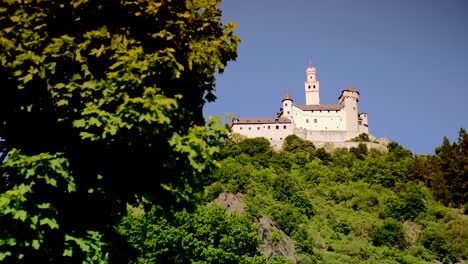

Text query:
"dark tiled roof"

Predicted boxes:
[[233, 117, 292, 124], [296, 104, 344, 111], [342, 86, 359, 94]]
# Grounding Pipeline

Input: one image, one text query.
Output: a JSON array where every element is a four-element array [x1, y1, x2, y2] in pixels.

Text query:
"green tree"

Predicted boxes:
[[0, 0, 239, 262], [350, 143, 368, 160], [435, 128, 468, 205], [382, 183, 427, 221], [290, 191, 316, 219], [282, 135, 315, 156], [369, 218, 405, 248], [119, 205, 265, 264]]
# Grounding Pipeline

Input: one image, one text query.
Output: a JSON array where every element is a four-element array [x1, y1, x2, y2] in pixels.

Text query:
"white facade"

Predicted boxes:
[[231, 64, 370, 147]]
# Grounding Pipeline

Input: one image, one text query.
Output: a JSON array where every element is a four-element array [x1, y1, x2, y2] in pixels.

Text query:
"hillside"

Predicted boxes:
[[204, 131, 468, 263], [120, 130, 467, 263]]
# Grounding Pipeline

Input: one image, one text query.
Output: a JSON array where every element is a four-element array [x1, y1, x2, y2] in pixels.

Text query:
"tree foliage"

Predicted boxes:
[[0, 0, 239, 262], [209, 132, 468, 263], [435, 128, 468, 206], [118, 205, 264, 264]]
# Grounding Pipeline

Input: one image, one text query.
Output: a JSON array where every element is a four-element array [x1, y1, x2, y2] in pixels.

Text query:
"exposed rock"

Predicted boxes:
[[377, 137, 389, 146], [210, 190, 245, 215], [255, 216, 297, 263], [211, 191, 297, 263]]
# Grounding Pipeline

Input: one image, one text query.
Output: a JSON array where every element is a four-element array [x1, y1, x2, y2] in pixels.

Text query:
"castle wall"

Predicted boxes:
[[269, 139, 386, 152], [231, 123, 294, 142], [294, 128, 360, 142], [291, 106, 347, 131], [313, 141, 387, 152]]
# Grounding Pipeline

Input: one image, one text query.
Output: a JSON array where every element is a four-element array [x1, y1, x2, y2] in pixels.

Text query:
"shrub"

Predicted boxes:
[[269, 204, 304, 236], [383, 192, 426, 221], [204, 182, 225, 202], [348, 133, 371, 142], [291, 228, 314, 255], [370, 218, 405, 248], [418, 226, 458, 263], [350, 143, 368, 160], [291, 191, 317, 218]]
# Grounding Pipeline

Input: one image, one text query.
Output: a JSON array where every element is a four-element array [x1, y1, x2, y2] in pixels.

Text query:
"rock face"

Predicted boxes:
[[211, 190, 245, 215], [211, 191, 297, 263], [255, 216, 297, 263]]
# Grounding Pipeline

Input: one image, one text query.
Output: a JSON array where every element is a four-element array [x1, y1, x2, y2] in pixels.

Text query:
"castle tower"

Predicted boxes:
[[358, 113, 369, 134], [339, 86, 360, 132], [305, 65, 320, 105], [282, 89, 293, 118]]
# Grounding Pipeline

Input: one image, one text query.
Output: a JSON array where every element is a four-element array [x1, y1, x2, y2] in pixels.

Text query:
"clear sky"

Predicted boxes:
[[204, 0, 468, 154]]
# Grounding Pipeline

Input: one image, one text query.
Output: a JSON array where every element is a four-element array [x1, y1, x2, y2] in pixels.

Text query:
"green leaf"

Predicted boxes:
[[32, 239, 40, 249], [40, 218, 59, 229]]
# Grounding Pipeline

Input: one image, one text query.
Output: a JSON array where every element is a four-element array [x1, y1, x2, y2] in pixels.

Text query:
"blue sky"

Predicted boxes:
[[204, 0, 468, 154]]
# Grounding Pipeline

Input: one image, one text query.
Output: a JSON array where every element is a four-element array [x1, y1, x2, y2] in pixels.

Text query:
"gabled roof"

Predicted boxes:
[[233, 117, 292, 124], [296, 104, 344, 111]]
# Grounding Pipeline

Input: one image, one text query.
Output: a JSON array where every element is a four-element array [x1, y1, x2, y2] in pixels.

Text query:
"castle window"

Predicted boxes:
[[268, 126, 270, 129], [314, 119, 317, 123], [276, 125, 279, 130], [308, 85, 311, 89], [240, 127, 243, 130], [280, 137, 283, 140], [353, 107, 356, 110], [359, 121, 362, 125], [285, 103, 288, 106], [287, 111, 290, 114], [283, 125, 287, 129], [257, 127, 260, 130], [313, 85, 316, 88], [306, 119, 309, 123], [270, 138, 272, 140], [248, 127, 251, 130]]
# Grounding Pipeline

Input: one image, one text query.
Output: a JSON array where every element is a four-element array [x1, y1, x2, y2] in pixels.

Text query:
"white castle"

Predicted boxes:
[[231, 63, 377, 150]]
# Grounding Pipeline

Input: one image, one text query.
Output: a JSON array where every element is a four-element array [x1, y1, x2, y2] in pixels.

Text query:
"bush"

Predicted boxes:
[[269, 204, 304, 236], [418, 226, 458, 263], [383, 191, 426, 221], [348, 133, 371, 142], [291, 228, 314, 255], [291, 191, 317, 218], [370, 218, 405, 248], [350, 143, 368, 160], [204, 182, 225, 202]]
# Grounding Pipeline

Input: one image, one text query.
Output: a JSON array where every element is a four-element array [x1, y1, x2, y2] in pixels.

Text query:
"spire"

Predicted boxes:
[[308, 57, 313, 67], [282, 88, 292, 101]]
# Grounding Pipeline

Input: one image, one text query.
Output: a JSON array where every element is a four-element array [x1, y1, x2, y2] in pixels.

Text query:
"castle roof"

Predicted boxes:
[[342, 86, 360, 94], [233, 117, 292, 124], [296, 104, 344, 111], [282, 89, 292, 101]]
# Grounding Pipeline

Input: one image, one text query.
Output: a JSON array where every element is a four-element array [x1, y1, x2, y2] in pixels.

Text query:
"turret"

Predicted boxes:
[[338, 86, 359, 132], [358, 113, 369, 134], [282, 89, 293, 118], [305, 65, 320, 105]]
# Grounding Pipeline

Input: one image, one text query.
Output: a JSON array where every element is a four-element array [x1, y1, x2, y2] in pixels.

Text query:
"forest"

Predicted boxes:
[[120, 130, 468, 263]]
